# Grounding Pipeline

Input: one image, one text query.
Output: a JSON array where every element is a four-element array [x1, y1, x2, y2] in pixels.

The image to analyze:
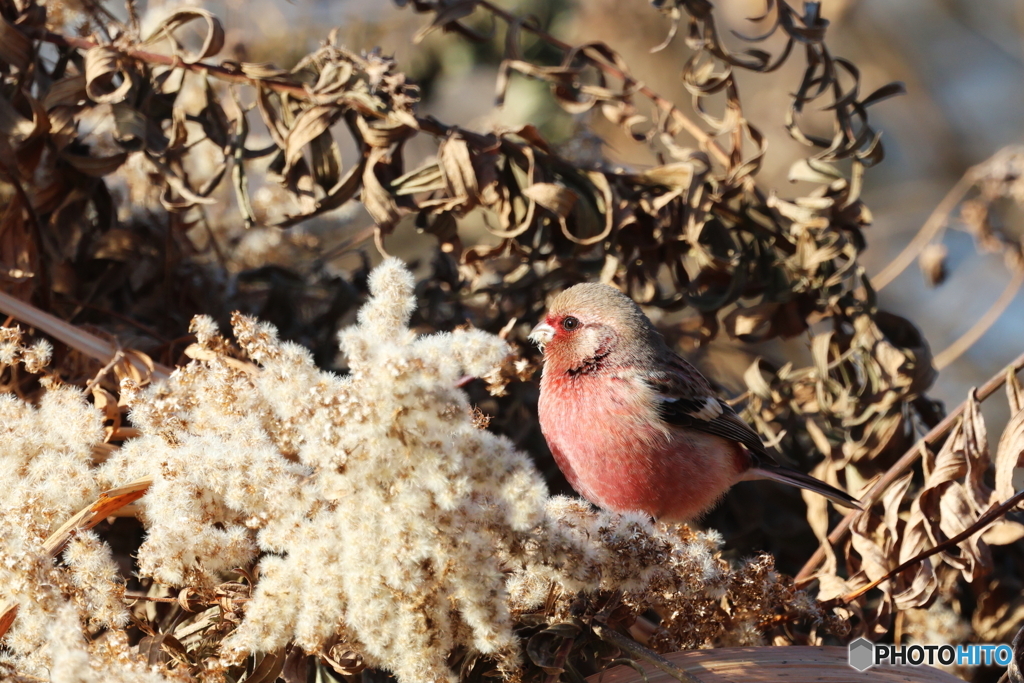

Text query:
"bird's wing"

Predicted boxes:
[[643, 353, 777, 464], [644, 353, 862, 509]]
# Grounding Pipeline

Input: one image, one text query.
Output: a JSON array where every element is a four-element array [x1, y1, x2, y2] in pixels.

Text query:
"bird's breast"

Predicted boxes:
[[538, 372, 745, 521]]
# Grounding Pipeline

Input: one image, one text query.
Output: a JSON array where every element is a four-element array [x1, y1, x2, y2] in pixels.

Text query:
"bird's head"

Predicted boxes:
[[529, 283, 662, 372]]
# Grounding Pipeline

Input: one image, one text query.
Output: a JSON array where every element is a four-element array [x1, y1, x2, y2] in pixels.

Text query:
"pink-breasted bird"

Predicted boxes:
[[530, 283, 861, 522]]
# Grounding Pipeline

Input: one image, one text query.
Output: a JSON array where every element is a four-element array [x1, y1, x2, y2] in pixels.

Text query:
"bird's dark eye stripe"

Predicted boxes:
[[562, 316, 581, 331]]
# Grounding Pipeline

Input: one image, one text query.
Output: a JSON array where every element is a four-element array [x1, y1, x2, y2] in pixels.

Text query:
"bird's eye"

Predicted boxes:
[[561, 316, 581, 331]]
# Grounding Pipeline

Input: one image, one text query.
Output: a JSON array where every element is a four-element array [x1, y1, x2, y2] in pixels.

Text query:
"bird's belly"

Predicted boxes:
[[540, 377, 743, 521]]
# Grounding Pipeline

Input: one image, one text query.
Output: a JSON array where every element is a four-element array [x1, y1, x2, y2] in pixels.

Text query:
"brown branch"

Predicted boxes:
[[840, 488, 1024, 602], [83, 350, 126, 394], [39, 30, 463, 140], [40, 31, 309, 97], [43, 15, 728, 173], [38, 14, 788, 255], [795, 349, 1024, 584]]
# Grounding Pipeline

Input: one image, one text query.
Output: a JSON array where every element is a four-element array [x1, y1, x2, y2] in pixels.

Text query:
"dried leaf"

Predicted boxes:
[[918, 243, 948, 287], [60, 149, 128, 176], [522, 182, 578, 218], [272, 155, 367, 228], [895, 510, 939, 609], [323, 646, 365, 676], [1010, 623, 1024, 683], [743, 358, 772, 400], [981, 520, 1024, 546], [242, 649, 287, 683], [413, 0, 477, 44], [137, 633, 187, 667], [142, 8, 225, 64], [0, 94, 41, 145], [43, 74, 88, 110], [638, 161, 696, 190], [361, 147, 404, 229], [0, 16, 31, 72], [724, 301, 778, 342], [788, 158, 843, 184], [84, 46, 135, 104], [439, 136, 479, 202], [995, 405, 1024, 503], [283, 105, 344, 177]]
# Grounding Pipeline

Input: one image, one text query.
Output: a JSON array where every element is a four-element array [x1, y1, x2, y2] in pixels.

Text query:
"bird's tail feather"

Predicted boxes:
[[747, 466, 862, 509]]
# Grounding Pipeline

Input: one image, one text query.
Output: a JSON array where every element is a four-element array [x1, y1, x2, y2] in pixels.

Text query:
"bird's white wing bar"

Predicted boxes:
[[657, 394, 723, 421]]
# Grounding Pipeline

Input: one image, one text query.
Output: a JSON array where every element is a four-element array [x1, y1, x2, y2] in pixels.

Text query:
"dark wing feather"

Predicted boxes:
[[644, 353, 778, 465], [658, 398, 775, 461]]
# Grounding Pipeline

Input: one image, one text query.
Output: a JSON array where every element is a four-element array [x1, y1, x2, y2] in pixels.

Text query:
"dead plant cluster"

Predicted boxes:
[[0, 0, 1023, 682]]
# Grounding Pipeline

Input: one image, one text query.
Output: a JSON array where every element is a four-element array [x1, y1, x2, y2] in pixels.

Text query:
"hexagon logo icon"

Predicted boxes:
[[849, 638, 875, 671]]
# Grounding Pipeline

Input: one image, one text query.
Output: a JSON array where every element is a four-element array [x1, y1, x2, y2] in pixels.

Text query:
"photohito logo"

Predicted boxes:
[[848, 638, 1013, 671]]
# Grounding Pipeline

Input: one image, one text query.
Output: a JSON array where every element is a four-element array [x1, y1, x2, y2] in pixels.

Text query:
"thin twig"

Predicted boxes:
[[840, 488, 1024, 602], [40, 31, 308, 96], [871, 174, 973, 290], [933, 269, 1024, 370], [58, 296, 171, 343], [795, 349, 1024, 584], [123, 592, 180, 604], [592, 624, 703, 683], [38, 30, 471, 145], [83, 350, 126, 394]]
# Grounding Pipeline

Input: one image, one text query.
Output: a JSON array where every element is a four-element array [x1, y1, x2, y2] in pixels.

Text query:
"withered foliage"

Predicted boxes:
[[812, 375, 1024, 640], [921, 146, 1024, 290], [3, 0, 902, 328], [793, 144, 1024, 645], [1, 0, 1024, 681]]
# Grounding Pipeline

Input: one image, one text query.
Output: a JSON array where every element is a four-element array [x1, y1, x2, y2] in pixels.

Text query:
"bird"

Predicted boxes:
[[530, 282, 861, 522]]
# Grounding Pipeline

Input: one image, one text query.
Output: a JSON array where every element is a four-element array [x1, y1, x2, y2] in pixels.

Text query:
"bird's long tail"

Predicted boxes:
[[746, 465, 862, 509]]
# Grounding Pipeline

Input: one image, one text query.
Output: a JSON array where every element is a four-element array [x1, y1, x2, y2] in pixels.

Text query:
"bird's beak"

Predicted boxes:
[[529, 322, 555, 349]]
